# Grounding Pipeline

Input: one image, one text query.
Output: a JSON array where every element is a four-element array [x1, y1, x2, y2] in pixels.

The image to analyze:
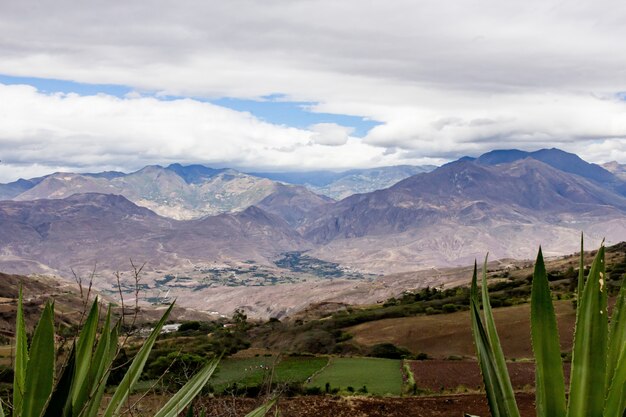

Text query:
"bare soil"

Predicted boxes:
[[191, 393, 537, 417], [408, 360, 570, 392]]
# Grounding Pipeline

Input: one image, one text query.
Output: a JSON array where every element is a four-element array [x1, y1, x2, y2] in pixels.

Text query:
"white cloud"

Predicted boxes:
[[0, 84, 433, 182], [308, 123, 353, 146], [0, 0, 626, 177]]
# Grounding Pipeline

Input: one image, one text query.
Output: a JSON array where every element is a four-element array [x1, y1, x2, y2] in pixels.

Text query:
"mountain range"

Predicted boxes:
[[0, 164, 428, 219], [2, 148, 626, 317]]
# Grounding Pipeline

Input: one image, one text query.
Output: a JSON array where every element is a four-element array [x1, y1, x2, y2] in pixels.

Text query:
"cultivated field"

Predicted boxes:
[[308, 357, 403, 396], [207, 356, 328, 393], [407, 359, 571, 393]]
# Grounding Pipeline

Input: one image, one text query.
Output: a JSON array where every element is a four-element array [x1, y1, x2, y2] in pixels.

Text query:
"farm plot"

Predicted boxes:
[[207, 356, 328, 393], [309, 357, 402, 396], [407, 359, 571, 393]]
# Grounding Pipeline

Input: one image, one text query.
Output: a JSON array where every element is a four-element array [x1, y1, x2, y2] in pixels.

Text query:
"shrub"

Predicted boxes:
[[442, 303, 458, 313], [369, 343, 412, 359]]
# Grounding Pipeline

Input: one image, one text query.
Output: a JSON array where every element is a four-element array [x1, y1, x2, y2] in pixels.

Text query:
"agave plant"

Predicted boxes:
[[5, 292, 275, 417], [468, 239, 626, 417]]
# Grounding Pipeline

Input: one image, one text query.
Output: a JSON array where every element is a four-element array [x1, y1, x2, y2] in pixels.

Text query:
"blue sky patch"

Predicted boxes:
[[211, 96, 380, 137], [0, 74, 133, 97]]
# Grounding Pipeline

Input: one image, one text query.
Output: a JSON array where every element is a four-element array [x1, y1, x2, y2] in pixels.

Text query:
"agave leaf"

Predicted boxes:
[[22, 302, 55, 417], [83, 322, 120, 417], [470, 263, 509, 417], [603, 276, 626, 417], [479, 257, 520, 417], [603, 349, 626, 417], [606, 276, 626, 389], [72, 300, 100, 414], [530, 248, 566, 417], [567, 244, 608, 417], [153, 356, 220, 417], [73, 307, 113, 417], [13, 287, 28, 417], [42, 343, 76, 417], [244, 398, 278, 417], [102, 302, 175, 417]]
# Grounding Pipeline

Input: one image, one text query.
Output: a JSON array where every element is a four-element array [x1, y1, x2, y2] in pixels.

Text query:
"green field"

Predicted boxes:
[[207, 356, 328, 393], [308, 357, 403, 395]]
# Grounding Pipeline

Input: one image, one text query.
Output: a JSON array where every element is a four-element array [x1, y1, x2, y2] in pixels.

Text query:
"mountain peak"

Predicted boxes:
[[475, 147, 618, 186], [165, 163, 226, 184]]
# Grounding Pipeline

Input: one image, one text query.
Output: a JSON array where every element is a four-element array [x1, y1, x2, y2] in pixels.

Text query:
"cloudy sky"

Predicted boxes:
[[1, 0, 625, 182]]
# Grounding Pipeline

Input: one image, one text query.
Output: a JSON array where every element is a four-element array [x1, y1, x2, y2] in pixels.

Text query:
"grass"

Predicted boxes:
[[273, 356, 329, 383], [207, 355, 328, 393], [208, 357, 276, 392], [308, 357, 403, 395]]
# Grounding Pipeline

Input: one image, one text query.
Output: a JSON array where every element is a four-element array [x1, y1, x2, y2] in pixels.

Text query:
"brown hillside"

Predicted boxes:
[[346, 300, 578, 359]]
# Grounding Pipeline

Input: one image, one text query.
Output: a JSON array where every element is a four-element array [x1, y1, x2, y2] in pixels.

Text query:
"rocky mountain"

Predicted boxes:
[[7, 165, 323, 220], [256, 184, 334, 228], [476, 148, 626, 195], [0, 193, 308, 278], [301, 157, 626, 272], [252, 165, 436, 200], [603, 161, 626, 181], [0, 177, 45, 200], [2, 149, 626, 317]]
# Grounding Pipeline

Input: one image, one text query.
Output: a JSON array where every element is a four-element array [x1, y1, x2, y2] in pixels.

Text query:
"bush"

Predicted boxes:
[[442, 303, 458, 313], [305, 386, 323, 395], [369, 343, 412, 359], [178, 320, 201, 332]]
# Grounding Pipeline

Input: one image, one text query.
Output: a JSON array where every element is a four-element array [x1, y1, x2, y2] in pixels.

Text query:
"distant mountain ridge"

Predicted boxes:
[[252, 165, 436, 200], [4, 165, 323, 220], [1, 163, 432, 218]]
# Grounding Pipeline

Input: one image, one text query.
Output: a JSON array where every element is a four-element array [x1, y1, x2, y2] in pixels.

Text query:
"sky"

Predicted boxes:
[[0, 0, 626, 182]]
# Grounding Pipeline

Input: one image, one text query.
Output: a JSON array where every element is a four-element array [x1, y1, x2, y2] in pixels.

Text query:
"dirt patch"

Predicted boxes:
[[192, 393, 537, 417], [408, 360, 571, 392]]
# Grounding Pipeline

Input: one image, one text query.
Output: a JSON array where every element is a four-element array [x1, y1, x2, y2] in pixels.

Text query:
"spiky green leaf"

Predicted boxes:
[[22, 302, 55, 417], [567, 244, 608, 417], [244, 398, 278, 417], [71, 300, 100, 414], [604, 276, 626, 417], [530, 248, 567, 417], [153, 356, 220, 417], [101, 303, 175, 417], [83, 322, 120, 417], [470, 263, 512, 417], [13, 287, 28, 417], [479, 257, 520, 417], [43, 343, 76, 417]]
